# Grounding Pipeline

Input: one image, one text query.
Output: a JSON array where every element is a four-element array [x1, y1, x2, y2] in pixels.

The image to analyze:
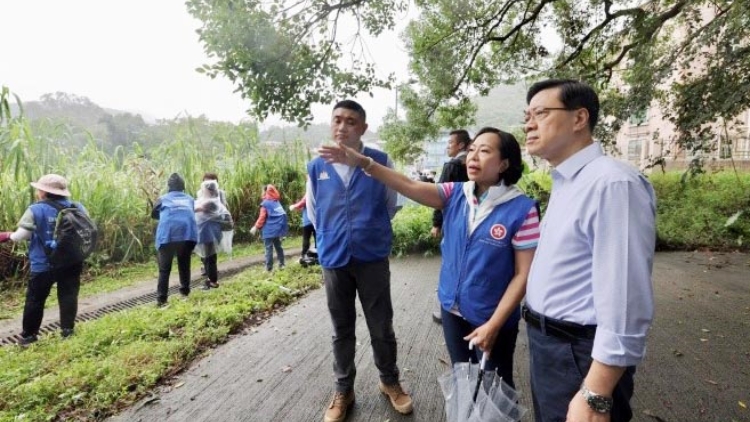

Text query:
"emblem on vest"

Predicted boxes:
[[490, 224, 507, 240], [318, 171, 330, 180]]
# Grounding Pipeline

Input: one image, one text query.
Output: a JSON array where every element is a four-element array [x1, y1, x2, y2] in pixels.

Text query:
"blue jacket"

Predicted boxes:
[[28, 199, 84, 273], [152, 191, 198, 249], [439, 185, 535, 327], [308, 148, 392, 268]]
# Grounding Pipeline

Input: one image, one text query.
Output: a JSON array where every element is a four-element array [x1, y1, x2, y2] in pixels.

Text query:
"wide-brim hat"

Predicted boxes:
[[30, 174, 71, 197]]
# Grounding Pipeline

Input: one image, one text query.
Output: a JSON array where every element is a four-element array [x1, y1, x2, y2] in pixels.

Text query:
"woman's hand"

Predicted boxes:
[[318, 142, 365, 168], [464, 322, 500, 356]]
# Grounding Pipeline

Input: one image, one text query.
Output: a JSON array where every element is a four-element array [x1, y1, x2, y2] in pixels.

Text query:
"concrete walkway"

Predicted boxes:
[[104, 251, 750, 422]]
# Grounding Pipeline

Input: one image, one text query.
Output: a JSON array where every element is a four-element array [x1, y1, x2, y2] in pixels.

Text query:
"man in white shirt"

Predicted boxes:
[[523, 79, 656, 422]]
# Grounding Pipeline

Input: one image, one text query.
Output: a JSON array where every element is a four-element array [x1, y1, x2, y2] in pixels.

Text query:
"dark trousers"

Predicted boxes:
[[204, 252, 218, 283], [301, 224, 316, 256], [263, 237, 284, 270], [23, 263, 83, 336], [157, 240, 196, 304], [441, 309, 519, 389], [527, 324, 635, 422], [323, 258, 399, 392]]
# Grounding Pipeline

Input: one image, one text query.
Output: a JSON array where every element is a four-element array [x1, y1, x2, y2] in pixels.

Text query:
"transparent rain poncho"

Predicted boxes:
[[194, 180, 234, 257]]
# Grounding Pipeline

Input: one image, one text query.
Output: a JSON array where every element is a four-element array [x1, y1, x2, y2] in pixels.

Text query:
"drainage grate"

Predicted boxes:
[[1, 278, 222, 347]]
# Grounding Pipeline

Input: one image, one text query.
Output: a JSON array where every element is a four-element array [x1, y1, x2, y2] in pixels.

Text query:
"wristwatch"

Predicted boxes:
[[580, 383, 613, 414]]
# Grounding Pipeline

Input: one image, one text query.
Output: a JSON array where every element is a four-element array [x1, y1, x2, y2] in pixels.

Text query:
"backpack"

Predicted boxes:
[[44, 200, 98, 268]]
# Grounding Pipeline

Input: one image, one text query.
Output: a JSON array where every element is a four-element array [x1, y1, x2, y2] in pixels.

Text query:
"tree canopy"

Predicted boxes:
[[188, 0, 750, 164]]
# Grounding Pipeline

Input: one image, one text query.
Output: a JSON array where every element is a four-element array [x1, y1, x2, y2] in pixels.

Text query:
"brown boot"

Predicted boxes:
[[323, 390, 355, 422], [379, 381, 413, 414]]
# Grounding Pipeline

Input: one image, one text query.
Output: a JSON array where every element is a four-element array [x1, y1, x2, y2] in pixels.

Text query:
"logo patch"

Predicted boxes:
[[490, 224, 507, 240], [318, 171, 330, 180]]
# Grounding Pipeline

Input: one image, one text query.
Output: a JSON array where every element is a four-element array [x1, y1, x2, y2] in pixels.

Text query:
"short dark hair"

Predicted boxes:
[[449, 130, 471, 150], [203, 172, 218, 182], [526, 79, 600, 132], [333, 100, 367, 122], [474, 127, 524, 185]]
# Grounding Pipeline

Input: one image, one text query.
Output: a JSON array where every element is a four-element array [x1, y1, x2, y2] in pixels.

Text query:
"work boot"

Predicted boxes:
[[323, 390, 355, 422], [379, 381, 413, 414]]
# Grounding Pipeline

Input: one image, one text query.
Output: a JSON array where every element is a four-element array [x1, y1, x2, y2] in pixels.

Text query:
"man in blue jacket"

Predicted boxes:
[[306, 100, 411, 422], [151, 173, 198, 308]]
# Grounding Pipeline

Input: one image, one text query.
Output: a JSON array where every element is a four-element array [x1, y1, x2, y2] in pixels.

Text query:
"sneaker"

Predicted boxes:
[[17, 334, 38, 346], [379, 381, 413, 414], [208, 281, 219, 288], [323, 391, 355, 422], [432, 312, 442, 324], [61, 328, 74, 338], [156, 301, 169, 309]]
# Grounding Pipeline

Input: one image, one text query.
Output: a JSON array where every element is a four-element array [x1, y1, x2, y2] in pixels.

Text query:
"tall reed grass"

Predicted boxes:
[[0, 88, 309, 279]]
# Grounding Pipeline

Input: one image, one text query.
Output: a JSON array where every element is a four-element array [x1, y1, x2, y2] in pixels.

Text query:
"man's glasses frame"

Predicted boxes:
[[523, 106, 578, 124]]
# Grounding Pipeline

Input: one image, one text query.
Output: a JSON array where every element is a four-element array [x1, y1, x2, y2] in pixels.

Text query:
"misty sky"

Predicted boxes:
[[1, 1, 412, 128]]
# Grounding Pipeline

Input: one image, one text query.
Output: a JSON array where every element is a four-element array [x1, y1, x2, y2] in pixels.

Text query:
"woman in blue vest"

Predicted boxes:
[[319, 127, 540, 389], [250, 184, 289, 271], [289, 193, 317, 264], [0, 174, 89, 345], [151, 173, 198, 307]]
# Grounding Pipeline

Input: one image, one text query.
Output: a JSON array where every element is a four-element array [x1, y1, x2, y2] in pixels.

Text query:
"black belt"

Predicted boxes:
[[521, 304, 597, 341]]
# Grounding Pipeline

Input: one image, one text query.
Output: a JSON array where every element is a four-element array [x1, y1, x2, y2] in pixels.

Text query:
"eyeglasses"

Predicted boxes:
[[523, 106, 576, 123]]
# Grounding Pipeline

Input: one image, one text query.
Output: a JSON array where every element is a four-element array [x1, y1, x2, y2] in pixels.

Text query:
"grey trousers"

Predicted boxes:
[[323, 258, 400, 392]]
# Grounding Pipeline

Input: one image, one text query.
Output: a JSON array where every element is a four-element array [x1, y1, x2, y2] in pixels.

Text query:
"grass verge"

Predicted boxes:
[[0, 237, 302, 321], [0, 262, 321, 422]]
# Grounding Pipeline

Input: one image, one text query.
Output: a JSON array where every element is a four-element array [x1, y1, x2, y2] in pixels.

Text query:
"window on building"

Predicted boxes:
[[736, 136, 750, 159], [628, 139, 643, 161]]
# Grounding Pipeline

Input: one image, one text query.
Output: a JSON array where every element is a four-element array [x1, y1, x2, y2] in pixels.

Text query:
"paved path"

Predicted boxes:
[[105, 251, 750, 422]]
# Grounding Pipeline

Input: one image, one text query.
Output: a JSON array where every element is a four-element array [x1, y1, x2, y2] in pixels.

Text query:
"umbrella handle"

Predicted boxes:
[[468, 338, 489, 370]]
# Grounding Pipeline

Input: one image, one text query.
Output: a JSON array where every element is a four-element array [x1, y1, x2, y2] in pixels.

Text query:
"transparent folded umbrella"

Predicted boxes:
[[438, 343, 528, 422]]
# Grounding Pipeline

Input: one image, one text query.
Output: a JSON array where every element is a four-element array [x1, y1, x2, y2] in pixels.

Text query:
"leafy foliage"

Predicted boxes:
[[0, 89, 310, 277], [189, 1, 750, 164], [186, 0, 408, 127], [651, 171, 750, 250], [391, 204, 440, 256]]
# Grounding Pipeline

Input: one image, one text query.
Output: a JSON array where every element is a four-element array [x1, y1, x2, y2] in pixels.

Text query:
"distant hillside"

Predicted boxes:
[[259, 123, 378, 148], [472, 83, 527, 132], [7, 85, 525, 152]]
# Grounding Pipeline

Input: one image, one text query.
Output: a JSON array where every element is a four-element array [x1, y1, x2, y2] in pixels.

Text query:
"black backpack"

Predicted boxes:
[[44, 200, 98, 268]]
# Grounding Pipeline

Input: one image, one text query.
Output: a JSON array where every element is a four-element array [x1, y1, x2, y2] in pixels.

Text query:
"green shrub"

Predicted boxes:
[[651, 171, 749, 250], [391, 204, 440, 256], [390, 170, 750, 253]]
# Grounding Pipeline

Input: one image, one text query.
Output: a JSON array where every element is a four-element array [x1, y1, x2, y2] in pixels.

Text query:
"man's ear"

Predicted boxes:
[[573, 108, 590, 133]]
